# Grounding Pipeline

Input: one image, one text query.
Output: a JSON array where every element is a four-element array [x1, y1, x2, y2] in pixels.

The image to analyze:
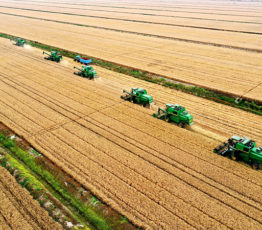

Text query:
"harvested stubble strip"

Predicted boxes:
[[0, 100, 40, 135], [76, 116, 262, 220], [0, 167, 63, 230], [96, 69, 262, 144], [68, 68, 262, 143], [30, 138, 152, 230], [7, 70, 113, 113], [113, 103, 262, 180], [33, 131, 193, 229], [0, 79, 74, 125], [54, 124, 224, 229], [0, 87, 55, 128], [93, 107, 262, 201], [0, 77, 80, 120], [60, 120, 262, 228]]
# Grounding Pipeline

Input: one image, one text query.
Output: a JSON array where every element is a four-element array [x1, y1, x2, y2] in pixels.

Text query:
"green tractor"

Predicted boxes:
[[74, 65, 97, 80], [214, 136, 262, 169], [10, 38, 26, 47], [43, 51, 62, 62], [121, 88, 153, 107], [153, 104, 194, 128]]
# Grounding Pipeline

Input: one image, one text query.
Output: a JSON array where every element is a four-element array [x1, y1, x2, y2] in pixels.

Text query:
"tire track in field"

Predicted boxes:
[[1, 6, 262, 35], [1, 11, 262, 53]]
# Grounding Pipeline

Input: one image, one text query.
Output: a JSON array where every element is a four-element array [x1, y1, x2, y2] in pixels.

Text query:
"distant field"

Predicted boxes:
[[0, 0, 261, 101]]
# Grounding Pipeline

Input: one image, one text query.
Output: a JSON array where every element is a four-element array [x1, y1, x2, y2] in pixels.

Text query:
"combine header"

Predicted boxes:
[[74, 66, 97, 80], [10, 38, 26, 47], [43, 51, 62, 62], [74, 55, 92, 65], [214, 136, 262, 169], [121, 88, 153, 107], [153, 104, 193, 127]]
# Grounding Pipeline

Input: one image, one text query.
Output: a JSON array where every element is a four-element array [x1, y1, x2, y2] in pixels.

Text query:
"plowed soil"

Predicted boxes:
[[0, 0, 261, 101], [0, 38, 262, 229]]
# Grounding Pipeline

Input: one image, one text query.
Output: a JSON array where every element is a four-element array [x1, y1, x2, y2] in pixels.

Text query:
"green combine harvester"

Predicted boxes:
[[153, 104, 194, 127], [10, 38, 26, 47], [214, 136, 262, 169], [43, 51, 62, 62], [74, 65, 97, 80], [121, 88, 153, 107]]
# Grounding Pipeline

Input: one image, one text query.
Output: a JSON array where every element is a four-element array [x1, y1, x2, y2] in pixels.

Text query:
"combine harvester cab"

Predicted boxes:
[[214, 136, 262, 169], [74, 65, 97, 80], [121, 87, 153, 108], [74, 55, 92, 65], [10, 38, 26, 47], [43, 51, 63, 63], [153, 104, 194, 128]]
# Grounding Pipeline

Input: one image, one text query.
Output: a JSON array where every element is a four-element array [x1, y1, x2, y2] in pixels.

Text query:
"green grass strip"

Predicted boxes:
[[1, 32, 261, 115], [0, 153, 44, 192], [0, 134, 111, 230]]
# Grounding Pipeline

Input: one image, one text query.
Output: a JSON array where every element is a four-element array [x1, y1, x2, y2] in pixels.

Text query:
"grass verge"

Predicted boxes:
[[1, 32, 261, 115], [0, 132, 131, 230]]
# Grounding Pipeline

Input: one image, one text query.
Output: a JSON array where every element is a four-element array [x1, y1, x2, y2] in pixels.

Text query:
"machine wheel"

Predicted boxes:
[[251, 161, 260, 170], [230, 152, 238, 161], [178, 123, 184, 128]]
